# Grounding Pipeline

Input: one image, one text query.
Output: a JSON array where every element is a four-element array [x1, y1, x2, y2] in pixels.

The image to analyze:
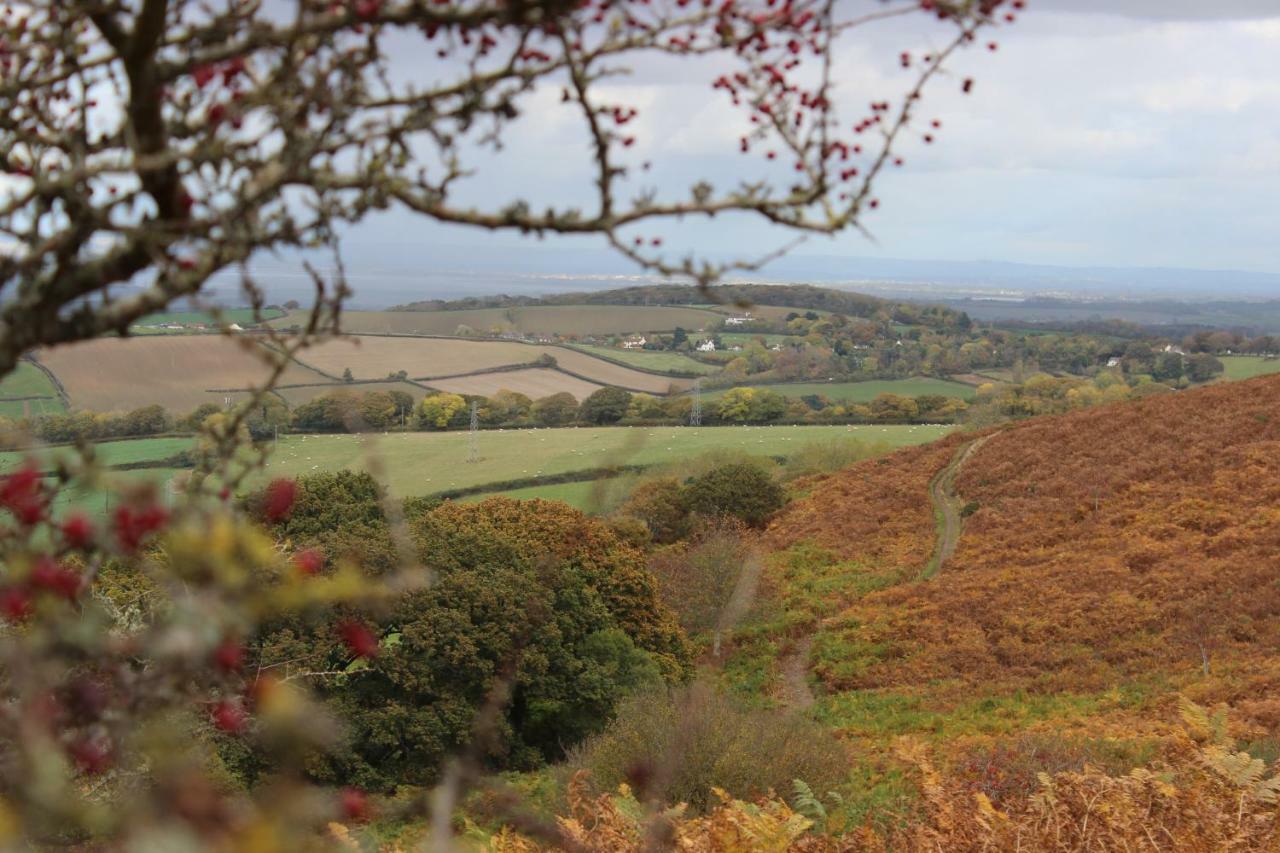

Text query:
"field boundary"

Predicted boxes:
[[22, 355, 72, 408]]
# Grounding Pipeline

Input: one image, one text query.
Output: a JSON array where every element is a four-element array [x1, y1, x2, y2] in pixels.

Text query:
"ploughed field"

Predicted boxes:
[[271, 305, 720, 337], [293, 336, 692, 394], [34, 336, 330, 413], [24, 333, 698, 414]]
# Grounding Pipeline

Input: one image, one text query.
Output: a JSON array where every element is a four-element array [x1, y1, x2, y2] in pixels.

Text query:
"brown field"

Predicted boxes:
[[273, 305, 720, 337], [423, 368, 604, 401], [293, 336, 537, 379], [272, 380, 430, 406], [36, 336, 332, 413], [293, 336, 692, 394], [545, 347, 693, 394]]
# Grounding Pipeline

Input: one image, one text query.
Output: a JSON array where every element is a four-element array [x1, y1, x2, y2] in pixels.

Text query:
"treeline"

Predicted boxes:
[[390, 283, 969, 329]]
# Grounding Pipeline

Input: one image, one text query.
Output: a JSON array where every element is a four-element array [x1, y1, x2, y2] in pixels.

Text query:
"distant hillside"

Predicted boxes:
[[766, 375, 1280, 734], [391, 284, 968, 328]]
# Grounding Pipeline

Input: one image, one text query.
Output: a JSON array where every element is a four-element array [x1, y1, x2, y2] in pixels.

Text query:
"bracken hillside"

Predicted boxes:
[[764, 374, 1280, 752]]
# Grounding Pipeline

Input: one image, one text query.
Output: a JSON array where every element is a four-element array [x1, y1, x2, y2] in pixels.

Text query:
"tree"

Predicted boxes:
[[532, 392, 579, 426], [0, 2, 1011, 375], [254, 496, 689, 791], [579, 387, 633, 425], [419, 392, 468, 430], [685, 463, 785, 528], [1186, 353, 1225, 383], [620, 477, 693, 544], [342, 367, 355, 383]]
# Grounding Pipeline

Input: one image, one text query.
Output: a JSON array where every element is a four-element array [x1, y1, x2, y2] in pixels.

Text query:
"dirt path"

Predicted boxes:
[[923, 434, 993, 579], [776, 636, 815, 710]]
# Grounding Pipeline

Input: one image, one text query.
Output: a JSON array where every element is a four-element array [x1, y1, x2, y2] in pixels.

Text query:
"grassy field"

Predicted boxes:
[[1220, 355, 1280, 381], [706, 378, 977, 403], [0, 362, 63, 398], [0, 436, 193, 471], [257, 424, 953, 497], [568, 344, 720, 375], [134, 307, 285, 328], [717, 333, 800, 347], [274, 306, 721, 337], [36, 336, 331, 413], [0, 363, 66, 418], [0, 398, 68, 418]]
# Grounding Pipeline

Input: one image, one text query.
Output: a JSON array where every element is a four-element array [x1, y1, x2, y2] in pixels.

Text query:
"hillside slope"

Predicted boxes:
[[764, 375, 1280, 739]]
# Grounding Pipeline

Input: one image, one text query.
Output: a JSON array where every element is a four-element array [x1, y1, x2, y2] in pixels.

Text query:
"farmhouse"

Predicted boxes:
[[696, 340, 716, 352], [622, 336, 647, 349], [1107, 357, 1122, 368]]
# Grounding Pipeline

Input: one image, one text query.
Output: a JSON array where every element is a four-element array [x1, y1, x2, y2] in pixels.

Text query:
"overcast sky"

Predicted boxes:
[[341, 0, 1280, 282]]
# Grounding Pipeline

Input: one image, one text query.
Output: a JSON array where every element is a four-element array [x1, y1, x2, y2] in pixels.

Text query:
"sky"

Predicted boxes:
[[335, 0, 1280, 289]]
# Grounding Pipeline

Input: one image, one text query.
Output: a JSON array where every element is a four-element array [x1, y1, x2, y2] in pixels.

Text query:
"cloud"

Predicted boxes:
[[1031, 0, 1280, 21]]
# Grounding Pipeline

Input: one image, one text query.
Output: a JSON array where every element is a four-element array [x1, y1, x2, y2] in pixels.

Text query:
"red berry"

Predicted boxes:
[[262, 478, 297, 523], [354, 0, 381, 19], [60, 513, 94, 550], [211, 700, 248, 734], [192, 64, 217, 88], [0, 587, 32, 622], [69, 735, 112, 775], [113, 503, 169, 553], [1, 463, 45, 525], [213, 639, 245, 673], [338, 621, 380, 659], [30, 557, 81, 600], [340, 787, 370, 822], [293, 548, 325, 576]]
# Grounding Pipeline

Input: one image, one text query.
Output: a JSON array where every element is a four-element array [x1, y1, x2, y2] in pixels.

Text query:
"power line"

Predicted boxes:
[[689, 377, 702, 427], [467, 399, 480, 463]]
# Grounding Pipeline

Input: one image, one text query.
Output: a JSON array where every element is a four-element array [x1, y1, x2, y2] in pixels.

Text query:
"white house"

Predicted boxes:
[[1162, 344, 1186, 356], [622, 336, 647, 349], [696, 339, 717, 352], [724, 313, 752, 326], [1106, 357, 1122, 368]]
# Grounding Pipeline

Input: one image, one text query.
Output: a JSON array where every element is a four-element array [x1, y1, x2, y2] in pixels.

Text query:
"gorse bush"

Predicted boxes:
[[685, 462, 786, 528], [568, 681, 849, 814]]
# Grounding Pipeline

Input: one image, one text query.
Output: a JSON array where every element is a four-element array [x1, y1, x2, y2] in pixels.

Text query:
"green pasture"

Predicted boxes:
[[1220, 356, 1280, 381], [567, 344, 720, 375]]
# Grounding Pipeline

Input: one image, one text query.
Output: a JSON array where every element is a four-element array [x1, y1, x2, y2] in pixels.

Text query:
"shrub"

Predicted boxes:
[[647, 520, 749, 634], [618, 477, 692, 544], [568, 681, 850, 813], [685, 462, 785, 528]]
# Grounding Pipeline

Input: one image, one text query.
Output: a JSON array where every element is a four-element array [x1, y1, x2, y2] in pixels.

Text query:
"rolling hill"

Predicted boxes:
[[758, 374, 1280, 752]]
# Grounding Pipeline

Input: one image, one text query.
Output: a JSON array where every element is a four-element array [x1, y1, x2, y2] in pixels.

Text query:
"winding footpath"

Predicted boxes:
[[923, 434, 994, 578], [773, 433, 994, 710]]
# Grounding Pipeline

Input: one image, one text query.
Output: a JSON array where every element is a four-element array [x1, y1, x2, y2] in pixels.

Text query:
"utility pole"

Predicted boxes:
[[689, 377, 702, 427], [467, 399, 480, 463]]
